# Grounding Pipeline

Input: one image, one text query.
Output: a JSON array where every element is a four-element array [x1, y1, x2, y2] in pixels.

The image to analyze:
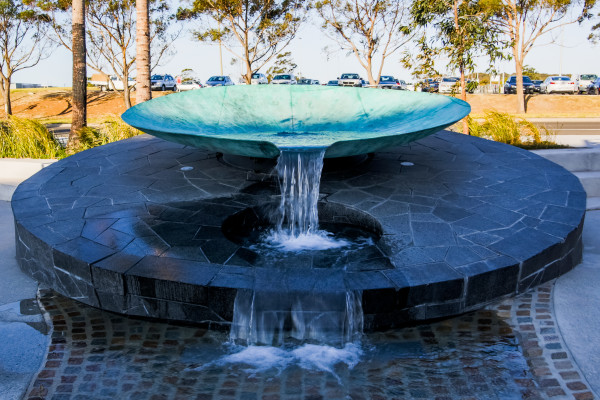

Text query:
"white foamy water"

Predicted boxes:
[[264, 230, 351, 251], [197, 343, 363, 381]]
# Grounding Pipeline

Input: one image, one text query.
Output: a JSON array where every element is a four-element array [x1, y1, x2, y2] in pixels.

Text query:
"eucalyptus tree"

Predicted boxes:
[[70, 0, 86, 147], [0, 0, 52, 115], [136, 0, 151, 103], [314, 0, 414, 86], [177, 0, 307, 84], [411, 0, 505, 133], [489, 0, 596, 113], [42, 0, 176, 109], [266, 51, 297, 81]]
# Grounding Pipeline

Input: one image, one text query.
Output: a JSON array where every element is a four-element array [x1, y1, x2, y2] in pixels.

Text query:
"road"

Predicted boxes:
[[530, 119, 600, 136]]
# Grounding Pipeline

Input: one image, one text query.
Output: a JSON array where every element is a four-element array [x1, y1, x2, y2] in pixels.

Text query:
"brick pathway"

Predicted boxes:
[[24, 282, 594, 400]]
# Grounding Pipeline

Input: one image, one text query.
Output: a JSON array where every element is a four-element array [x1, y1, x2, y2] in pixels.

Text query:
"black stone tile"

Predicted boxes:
[[541, 205, 584, 226], [81, 218, 118, 240], [92, 252, 144, 295], [345, 271, 394, 290], [411, 222, 456, 247], [488, 228, 560, 262], [433, 206, 473, 222], [200, 239, 239, 264]]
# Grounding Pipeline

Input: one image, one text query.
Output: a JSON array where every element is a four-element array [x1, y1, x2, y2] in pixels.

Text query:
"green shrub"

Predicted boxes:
[[0, 116, 66, 159], [468, 111, 561, 148], [68, 117, 141, 154]]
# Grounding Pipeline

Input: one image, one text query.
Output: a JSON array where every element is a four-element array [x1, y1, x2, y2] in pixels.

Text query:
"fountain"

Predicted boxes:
[[12, 86, 586, 347]]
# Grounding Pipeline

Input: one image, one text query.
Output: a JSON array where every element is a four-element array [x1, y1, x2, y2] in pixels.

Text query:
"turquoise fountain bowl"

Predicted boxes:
[[121, 85, 471, 158]]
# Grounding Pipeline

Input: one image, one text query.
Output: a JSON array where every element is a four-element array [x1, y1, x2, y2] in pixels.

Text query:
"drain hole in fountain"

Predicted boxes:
[[222, 202, 392, 270]]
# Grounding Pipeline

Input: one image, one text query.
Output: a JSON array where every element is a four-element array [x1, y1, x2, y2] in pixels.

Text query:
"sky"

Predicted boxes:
[[13, 12, 600, 87]]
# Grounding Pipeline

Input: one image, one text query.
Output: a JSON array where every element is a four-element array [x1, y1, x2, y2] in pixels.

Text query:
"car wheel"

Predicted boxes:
[[172, 85, 177, 92], [100, 86, 107, 92], [161, 85, 166, 91]]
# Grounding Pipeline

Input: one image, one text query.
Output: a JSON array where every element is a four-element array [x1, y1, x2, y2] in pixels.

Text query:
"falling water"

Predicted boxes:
[[229, 149, 365, 348], [265, 149, 350, 251]]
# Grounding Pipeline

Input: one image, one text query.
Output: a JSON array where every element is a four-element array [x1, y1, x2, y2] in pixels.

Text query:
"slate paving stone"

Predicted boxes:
[[11, 133, 586, 328], [25, 289, 567, 400]]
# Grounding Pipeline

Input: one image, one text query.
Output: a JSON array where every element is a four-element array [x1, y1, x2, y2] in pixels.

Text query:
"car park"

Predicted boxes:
[[271, 73, 296, 84], [503, 76, 535, 94], [176, 79, 203, 91], [206, 76, 234, 87], [573, 74, 598, 94], [540, 76, 576, 94], [588, 77, 600, 95], [251, 73, 268, 85], [151, 74, 177, 91], [438, 77, 460, 93], [338, 73, 363, 87]]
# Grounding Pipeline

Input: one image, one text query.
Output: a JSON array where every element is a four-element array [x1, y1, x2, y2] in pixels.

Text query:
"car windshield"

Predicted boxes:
[[380, 76, 394, 82], [209, 76, 225, 81], [559, 77, 571, 81], [341, 74, 359, 79], [581, 75, 597, 80], [442, 77, 459, 82], [274, 75, 291, 80], [251, 73, 262, 79], [151, 75, 163, 80]]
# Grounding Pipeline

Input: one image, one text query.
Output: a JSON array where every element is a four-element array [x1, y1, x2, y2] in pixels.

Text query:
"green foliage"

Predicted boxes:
[[467, 111, 562, 149], [0, 117, 66, 159], [409, 0, 507, 89], [178, 0, 306, 83], [68, 117, 141, 153], [266, 51, 297, 81]]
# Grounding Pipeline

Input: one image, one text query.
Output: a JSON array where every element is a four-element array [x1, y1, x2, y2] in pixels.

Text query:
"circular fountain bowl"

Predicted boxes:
[[121, 85, 471, 158], [12, 132, 585, 331]]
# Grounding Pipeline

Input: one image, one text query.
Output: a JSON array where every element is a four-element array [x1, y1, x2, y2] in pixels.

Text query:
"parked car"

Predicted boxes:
[[439, 77, 460, 93], [151, 74, 177, 91], [326, 80, 339, 86], [503, 76, 534, 94], [206, 76, 234, 87], [338, 73, 363, 87], [531, 80, 543, 93], [271, 73, 296, 84], [297, 78, 319, 85], [251, 73, 268, 85], [573, 74, 598, 94], [377, 75, 400, 89], [587, 77, 600, 95], [396, 79, 408, 90], [540, 76, 576, 94], [176, 79, 203, 91], [90, 74, 136, 92]]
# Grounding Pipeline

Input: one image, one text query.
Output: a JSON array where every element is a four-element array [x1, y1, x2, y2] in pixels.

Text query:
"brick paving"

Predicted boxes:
[[24, 282, 594, 400]]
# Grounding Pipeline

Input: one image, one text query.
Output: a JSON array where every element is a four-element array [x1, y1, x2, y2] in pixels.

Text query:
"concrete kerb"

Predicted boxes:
[[0, 159, 57, 201]]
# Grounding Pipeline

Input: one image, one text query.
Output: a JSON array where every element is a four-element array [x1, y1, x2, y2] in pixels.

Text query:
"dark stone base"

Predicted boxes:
[[12, 132, 586, 330]]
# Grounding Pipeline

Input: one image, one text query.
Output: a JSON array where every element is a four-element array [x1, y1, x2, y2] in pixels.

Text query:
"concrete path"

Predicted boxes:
[[554, 210, 600, 395], [0, 201, 48, 400]]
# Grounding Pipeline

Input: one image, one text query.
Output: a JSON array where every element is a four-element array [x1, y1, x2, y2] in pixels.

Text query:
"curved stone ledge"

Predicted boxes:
[[12, 132, 586, 330]]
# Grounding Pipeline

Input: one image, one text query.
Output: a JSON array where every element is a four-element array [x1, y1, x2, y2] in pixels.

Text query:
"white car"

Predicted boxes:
[[151, 74, 177, 91], [540, 76, 576, 94], [251, 73, 268, 85], [438, 77, 460, 93], [271, 73, 296, 84], [338, 73, 363, 87], [573, 74, 598, 94], [176, 79, 203, 91]]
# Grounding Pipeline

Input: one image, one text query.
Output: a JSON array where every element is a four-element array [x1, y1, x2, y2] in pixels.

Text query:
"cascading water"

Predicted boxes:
[[229, 149, 365, 348], [266, 149, 350, 251]]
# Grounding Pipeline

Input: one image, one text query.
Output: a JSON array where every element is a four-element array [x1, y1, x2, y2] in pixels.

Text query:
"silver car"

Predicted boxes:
[[540, 76, 576, 94], [251, 73, 268, 85], [206, 76, 234, 87], [271, 73, 296, 84], [151, 74, 177, 91], [573, 74, 598, 94], [338, 73, 363, 87]]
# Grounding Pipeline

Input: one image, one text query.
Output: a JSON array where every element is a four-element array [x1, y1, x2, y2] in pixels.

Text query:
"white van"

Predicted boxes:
[[572, 74, 598, 94]]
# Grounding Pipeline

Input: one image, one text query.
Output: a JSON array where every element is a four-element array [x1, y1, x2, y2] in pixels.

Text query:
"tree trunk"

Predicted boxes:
[[1, 78, 12, 116], [512, 36, 525, 113], [69, 0, 86, 150], [123, 80, 132, 109], [136, 0, 151, 103], [460, 66, 468, 135]]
